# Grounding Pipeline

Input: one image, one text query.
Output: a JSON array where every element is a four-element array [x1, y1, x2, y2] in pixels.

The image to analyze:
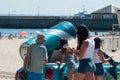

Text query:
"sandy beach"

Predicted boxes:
[[0, 39, 27, 80], [0, 36, 120, 80]]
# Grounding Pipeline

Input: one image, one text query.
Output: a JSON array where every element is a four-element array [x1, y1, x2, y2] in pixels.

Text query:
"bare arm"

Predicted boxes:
[[61, 53, 66, 64], [43, 47, 48, 65], [43, 60, 48, 65], [98, 50, 111, 63], [78, 40, 88, 59]]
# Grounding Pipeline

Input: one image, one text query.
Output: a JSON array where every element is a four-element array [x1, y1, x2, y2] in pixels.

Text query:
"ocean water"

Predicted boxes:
[[0, 28, 48, 38], [0, 28, 109, 38]]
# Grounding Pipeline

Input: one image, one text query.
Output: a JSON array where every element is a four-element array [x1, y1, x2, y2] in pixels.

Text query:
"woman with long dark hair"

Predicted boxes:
[[93, 37, 112, 80], [56, 38, 77, 80], [73, 24, 96, 80]]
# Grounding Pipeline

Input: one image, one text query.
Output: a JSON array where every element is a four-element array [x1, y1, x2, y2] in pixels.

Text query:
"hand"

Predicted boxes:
[[71, 47, 78, 54], [56, 61, 61, 65], [67, 47, 73, 53], [109, 56, 113, 60]]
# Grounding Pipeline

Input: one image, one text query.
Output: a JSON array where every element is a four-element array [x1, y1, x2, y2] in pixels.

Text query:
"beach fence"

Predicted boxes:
[[102, 22, 120, 52], [102, 36, 120, 52]]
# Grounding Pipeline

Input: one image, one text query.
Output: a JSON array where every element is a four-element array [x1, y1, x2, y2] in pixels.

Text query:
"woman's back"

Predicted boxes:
[[82, 39, 95, 59]]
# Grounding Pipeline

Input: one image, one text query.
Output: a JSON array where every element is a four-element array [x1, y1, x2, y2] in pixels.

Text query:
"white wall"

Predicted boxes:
[[117, 10, 120, 28]]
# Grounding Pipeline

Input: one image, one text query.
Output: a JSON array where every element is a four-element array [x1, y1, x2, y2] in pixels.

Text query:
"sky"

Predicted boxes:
[[0, 0, 120, 16]]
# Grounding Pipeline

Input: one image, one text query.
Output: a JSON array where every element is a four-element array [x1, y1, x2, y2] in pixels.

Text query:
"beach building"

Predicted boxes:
[[90, 4, 120, 30], [91, 4, 120, 19], [117, 10, 120, 28], [74, 4, 120, 19]]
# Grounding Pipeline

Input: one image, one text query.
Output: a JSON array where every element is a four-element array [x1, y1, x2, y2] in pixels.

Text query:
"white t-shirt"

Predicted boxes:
[[82, 39, 95, 59]]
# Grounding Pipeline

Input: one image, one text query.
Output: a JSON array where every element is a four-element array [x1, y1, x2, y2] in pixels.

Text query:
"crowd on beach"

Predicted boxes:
[[0, 28, 120, 40], [0, 32, 34, 40], [19, 24, 114, 80]]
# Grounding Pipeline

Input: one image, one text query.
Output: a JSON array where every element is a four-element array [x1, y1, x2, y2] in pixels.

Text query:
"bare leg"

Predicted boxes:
[[86, 72, 95, 80], [95, 76, 103, 80], [67, 70, 74, 80], [74, 72, 86, 80]]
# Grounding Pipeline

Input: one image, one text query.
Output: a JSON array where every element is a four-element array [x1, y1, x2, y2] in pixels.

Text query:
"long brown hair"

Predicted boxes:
[[94, 37, 102, 49], [76, 24, 89, 50]]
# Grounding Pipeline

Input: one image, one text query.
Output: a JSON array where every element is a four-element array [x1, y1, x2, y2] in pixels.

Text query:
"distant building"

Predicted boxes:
[[91, 4, 120, 19], [74, 11, 92, 19], [74, 4, 120, 19], [117, 10, 120, 28]]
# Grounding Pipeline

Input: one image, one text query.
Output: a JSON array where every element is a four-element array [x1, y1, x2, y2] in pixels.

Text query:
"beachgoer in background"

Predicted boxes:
[[23, 33, 48, 80], [93, 37, 112, 80], [95, 32, 98, 35], [56, 38, 78, 80], [0, 32, 2, 39], [72, 24, 96, 80], [14, 34, 17, 38], [8, 34, 14, 39]]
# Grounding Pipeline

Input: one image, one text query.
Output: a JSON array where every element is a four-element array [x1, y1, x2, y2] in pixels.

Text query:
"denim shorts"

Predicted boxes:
[[77, 58, 96, 74], [66, 59, 78, 72], [94, 63, 104, 76]]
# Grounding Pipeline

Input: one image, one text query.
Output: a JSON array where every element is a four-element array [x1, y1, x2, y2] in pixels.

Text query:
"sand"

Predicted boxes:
[[0, 39, 27, 80], [0, 36, 120, 80]]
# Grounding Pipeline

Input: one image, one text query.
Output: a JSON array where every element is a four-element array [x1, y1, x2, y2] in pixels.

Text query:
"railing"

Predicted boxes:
[[102, 36, 120, 52], [102, 24, 120, 52]]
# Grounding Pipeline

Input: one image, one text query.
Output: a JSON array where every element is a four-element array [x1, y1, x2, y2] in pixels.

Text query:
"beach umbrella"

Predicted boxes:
[[18, 31, 26, 36]]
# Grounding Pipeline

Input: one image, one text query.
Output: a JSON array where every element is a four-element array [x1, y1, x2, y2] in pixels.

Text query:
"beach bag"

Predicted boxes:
[[26, 44, 34, 68]]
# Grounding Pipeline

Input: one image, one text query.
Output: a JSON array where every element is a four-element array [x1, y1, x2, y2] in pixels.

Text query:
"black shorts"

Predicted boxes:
[[94, 63, 104, 76], [77, 58, 96, 74]]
